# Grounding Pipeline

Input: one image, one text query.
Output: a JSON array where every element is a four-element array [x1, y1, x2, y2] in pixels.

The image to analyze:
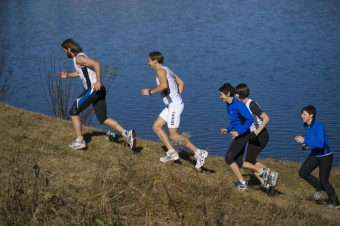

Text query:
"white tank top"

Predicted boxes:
[[245, 98, 263, 132], [73, 53, 97, 89], [156, 66, 182, 105]]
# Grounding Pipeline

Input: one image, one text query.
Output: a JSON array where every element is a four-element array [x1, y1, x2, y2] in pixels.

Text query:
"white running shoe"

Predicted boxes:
[[269, 171, 279, 187], [160, 152, 179, 163], [194, 149, 208, 169], [314, 190, 322, 201], [68, 139, 86, 150], [260, 168, 270, 185], [126, 130, 136, 150]]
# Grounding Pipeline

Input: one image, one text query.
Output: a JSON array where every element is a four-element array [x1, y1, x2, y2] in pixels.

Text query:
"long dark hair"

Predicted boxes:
[[61, 39, 83, 55]]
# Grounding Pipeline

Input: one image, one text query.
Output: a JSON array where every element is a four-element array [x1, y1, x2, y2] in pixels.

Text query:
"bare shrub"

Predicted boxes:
[[39, 53, 119, 124]]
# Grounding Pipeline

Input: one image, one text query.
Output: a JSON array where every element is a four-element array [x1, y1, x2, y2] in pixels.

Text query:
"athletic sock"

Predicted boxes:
[[122, 130, 128, 137], [194, 149, 201, 155], [76, 136, 84, 142], [167, 149, 176, 155]]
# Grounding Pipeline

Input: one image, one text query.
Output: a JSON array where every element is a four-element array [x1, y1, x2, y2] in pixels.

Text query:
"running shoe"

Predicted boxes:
[[269, 171, 279, 187], [260, 168, 270, 185], [194, 149, 208, 169], [126, 130, 137, 150], [68, 139, 86, 150], [235, 181, 247, 191], [327, 203, 340, 209], [260, 183, 270, 190], [314, 190, 323, 201], [160, 152, 179, 163]]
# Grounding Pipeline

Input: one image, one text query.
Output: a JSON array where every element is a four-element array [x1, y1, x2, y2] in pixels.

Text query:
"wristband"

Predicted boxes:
[[149, 89, 152, 95]]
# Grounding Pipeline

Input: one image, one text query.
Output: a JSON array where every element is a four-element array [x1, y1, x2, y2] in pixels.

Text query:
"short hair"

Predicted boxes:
[[219, 83, 237, 97], [149, 51, 164, 64], [301, 105, 317, 120], [235, 83, 250, 99], [61, 39, 83, 55]]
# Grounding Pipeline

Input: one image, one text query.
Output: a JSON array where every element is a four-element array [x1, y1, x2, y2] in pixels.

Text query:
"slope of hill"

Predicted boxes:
[[0, 102, 339, 225]]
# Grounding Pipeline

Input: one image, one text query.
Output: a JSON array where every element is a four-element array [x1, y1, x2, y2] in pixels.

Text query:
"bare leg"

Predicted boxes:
[[230, 162, 246, 182], [168, 128, 197, 153], [103, 118, 125, 134], [153, 117, 174, 150], [71, 116, 83, 137], [243, 161, 265, 184]]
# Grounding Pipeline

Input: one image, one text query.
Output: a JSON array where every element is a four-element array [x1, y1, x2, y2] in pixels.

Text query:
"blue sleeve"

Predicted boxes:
[[304, 122, 325, 148], [236, 102, 253, 135]]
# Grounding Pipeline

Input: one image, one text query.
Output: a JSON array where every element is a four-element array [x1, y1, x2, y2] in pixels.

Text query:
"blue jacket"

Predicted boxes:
[[303, 120, 332, 157], [225, 98, 253, 136]]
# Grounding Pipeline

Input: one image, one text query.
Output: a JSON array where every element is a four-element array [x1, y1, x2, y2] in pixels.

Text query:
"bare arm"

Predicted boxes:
[[59, 71, 79, 78], [254, 112, 270, 136], [141, 68, 168, 96], [175, 75, 185, 94]]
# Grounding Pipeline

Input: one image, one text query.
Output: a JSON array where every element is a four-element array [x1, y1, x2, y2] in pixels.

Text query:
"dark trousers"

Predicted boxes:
[[299, 153, 339, 204]]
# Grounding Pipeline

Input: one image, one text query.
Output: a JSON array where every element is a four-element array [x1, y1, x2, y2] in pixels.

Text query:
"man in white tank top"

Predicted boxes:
[[59, 39, 136, 150], [141, 51, 208, 169]]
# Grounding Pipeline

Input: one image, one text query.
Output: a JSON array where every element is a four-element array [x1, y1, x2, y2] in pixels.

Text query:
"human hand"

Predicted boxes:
[[92, 81, 101, 92], [59, 71, 67, 78], [230, 131, 239, 139], [220, 128, 228, 135], [141, 88, 151, 96], [294, 135, 304, 144], [301, 144, 308, 151]]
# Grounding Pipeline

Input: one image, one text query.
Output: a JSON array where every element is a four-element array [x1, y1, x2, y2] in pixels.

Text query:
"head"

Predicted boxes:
[[219, 83, 236, 103], [301, 105, 316, 125], [61, 39, 83, 58], [235, 83, 249, 100], [148, 51, 164, 70]]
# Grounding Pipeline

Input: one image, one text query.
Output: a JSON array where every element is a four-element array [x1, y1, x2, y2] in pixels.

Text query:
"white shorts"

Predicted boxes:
[[159, 101, 184, 128]]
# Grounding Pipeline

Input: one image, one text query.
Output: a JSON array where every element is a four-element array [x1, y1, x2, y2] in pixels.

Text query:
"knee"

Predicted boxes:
[[152, 124, 159, 133], [69, 106, 78, 116], [225, 153, 234, 166], [100, 118, 107, 125], [169, 133, 179, 141], [299, 168, 307, 179]]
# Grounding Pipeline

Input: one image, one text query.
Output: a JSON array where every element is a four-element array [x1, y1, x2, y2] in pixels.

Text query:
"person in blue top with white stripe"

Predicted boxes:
[[219, 83, 269, 190], [295, 105, 340, 209]]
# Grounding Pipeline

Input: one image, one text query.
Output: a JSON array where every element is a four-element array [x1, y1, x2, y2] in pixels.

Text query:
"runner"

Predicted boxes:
[[235, 83, 279, 189], [59, 39, 136, 150], [141, 51, 208, 169], [295, 105, 340, 209], [219, 83, 271, 190]]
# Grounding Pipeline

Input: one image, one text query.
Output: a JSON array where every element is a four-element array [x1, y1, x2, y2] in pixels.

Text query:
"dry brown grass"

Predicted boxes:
[[0, 102, 340, 225]]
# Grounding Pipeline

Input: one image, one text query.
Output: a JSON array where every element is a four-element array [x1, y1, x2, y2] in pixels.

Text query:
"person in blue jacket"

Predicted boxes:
[[295, 105, 340, 209], [219, 83, 270, 190]]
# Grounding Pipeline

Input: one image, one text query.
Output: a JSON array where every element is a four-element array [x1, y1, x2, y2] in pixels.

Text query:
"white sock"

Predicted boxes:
[[194, 149, 201, 155], [122, 130, 128, 137], [167, 149, 176, 155], [76, 136, 84, 142]]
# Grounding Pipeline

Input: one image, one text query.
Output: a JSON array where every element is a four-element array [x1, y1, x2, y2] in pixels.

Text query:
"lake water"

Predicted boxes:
[[1, 0, 340, 166]]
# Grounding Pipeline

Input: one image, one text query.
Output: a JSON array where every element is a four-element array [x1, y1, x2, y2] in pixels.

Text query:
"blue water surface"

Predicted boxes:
[[1, 0, 340, 165]]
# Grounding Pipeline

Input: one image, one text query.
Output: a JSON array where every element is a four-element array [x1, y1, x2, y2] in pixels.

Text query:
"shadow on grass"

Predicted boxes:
[[83, 131, 143, 153], [160, 146, 216, 174]]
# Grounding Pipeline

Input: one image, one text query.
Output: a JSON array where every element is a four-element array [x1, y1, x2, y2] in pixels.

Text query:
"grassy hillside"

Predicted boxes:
[[0, 102, 339, 225]]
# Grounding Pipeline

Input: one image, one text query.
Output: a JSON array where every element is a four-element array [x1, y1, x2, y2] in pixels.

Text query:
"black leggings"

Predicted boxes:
[[245, 129, 269, 164], [69, 86, 108, 124], [299, 154, 339, 204], [225, 131, 250, 167]]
